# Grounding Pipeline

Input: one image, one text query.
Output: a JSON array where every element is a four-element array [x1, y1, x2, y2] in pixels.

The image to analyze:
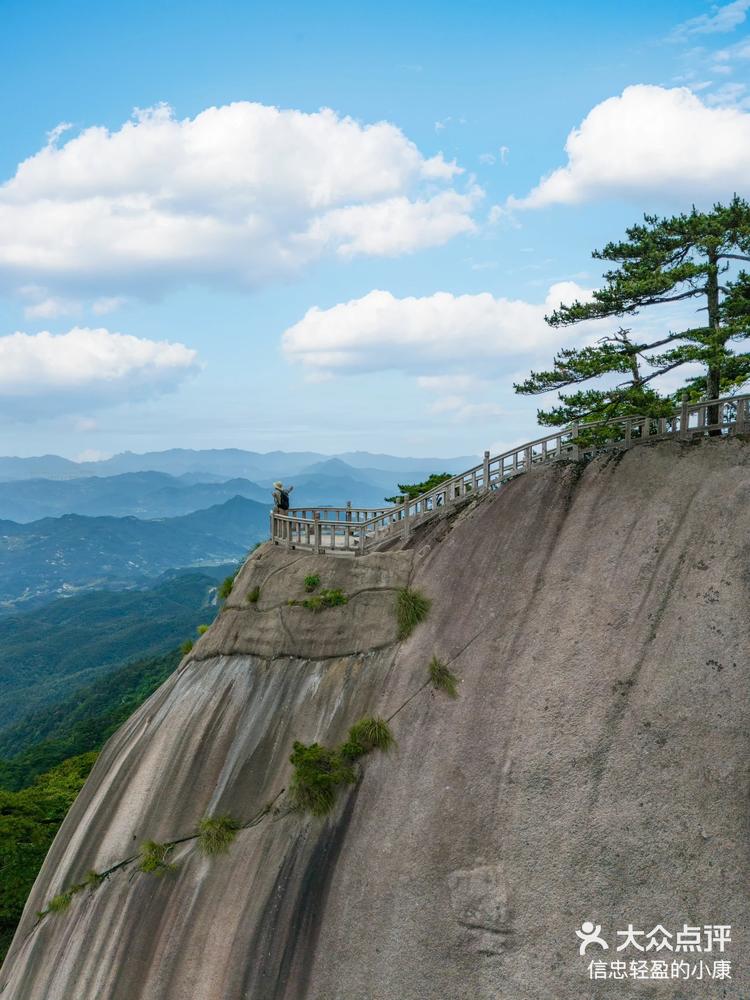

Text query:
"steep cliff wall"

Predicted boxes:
[[2, 437, 749, 1000]]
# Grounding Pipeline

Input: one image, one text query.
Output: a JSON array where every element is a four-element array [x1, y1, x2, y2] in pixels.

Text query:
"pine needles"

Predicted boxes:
[[197, 815, 239, 856], [428, 657, 459, 698], [396, 588, 431, 639]]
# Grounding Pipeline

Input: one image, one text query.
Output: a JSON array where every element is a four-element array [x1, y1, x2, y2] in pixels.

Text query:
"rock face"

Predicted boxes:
[[2, 438, 749, 1000]]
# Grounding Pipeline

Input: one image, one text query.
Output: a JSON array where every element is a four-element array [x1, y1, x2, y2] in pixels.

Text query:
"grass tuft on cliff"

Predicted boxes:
[[302, 588, 348, 612], [288, 741, 357, 816], [247, 585, 260, 603], [46, 891, 73, 913], [197, 815, 240, 856], [343, 717, 395, 758], [397, 588, 431, 639], [428, 657, 459, 698], [138, 839, 177, 877], [218, 572, 237, 601]]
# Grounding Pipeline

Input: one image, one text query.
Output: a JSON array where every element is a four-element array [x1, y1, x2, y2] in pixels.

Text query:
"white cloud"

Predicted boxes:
[[428, 395, 505, 422], [282, 282, 598, 378], [91, 296, 127, 315], [23, 295, 80, 319], [507, 85, 750, 209], [0, 102, 477, 301], [672, 0, 750, 38], [0, 326, 198, 416]]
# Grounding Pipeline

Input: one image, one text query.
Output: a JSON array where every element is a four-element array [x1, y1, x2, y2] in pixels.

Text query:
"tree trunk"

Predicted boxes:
[[706, 252, 722, 433]]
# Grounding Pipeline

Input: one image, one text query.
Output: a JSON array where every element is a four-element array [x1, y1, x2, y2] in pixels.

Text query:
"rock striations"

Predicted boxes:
[[1, 437, 749, 999]]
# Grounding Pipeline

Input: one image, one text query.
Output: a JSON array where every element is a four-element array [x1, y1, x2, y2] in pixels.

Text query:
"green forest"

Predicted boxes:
[[0, 645, 182, 962]]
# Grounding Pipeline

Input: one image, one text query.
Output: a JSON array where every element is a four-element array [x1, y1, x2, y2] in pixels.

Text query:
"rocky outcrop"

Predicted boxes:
[[2, 437, 749, 999]]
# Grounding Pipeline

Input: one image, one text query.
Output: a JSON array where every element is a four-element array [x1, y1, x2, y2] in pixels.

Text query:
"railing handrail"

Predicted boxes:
[[271, 392, 750, 552]]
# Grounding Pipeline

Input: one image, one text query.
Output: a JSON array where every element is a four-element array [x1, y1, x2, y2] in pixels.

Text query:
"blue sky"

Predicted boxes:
[[1, 0, 749, 459]]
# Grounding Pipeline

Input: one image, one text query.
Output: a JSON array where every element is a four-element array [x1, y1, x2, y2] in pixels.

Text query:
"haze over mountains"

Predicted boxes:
[[0, 448, 475, 484], [0, 450, 476, 521]]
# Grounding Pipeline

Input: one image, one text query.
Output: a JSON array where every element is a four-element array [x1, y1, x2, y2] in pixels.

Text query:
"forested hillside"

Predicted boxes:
[[0, 496, 264, 609], [0, 570, 227, 730], [0, 646, 185, 962]]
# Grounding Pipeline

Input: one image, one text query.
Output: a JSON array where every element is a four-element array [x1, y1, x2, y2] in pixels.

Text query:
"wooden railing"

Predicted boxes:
[[270, 393, 750, 555]]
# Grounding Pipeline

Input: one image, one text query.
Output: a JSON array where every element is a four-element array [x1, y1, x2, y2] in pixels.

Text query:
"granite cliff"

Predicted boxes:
[[1, 437, 748, 999]]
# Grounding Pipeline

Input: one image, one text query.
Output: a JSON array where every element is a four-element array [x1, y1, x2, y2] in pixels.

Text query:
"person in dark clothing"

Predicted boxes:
[[273, 481, 294, 510]]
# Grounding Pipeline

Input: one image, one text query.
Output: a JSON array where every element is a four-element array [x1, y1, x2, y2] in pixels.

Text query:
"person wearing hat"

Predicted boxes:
[[273, 481, 294, 511]]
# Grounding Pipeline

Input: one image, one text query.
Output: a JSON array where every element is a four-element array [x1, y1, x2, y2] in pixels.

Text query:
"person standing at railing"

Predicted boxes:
[[272, 481, 294, 511]]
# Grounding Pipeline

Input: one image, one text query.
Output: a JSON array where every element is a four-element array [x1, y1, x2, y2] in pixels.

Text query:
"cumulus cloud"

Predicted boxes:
[[0, 102, 478, 301], [0, 326, 198, 417], [506, 85, 750, 209], [281, 282, 598, 378]]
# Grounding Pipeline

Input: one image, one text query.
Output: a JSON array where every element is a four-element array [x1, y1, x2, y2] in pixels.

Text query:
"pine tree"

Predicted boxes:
[[515, 196, 750, 428]]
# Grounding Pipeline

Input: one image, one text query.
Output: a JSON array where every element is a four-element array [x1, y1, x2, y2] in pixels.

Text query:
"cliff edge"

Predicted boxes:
[[1, 437, 748, 1000]]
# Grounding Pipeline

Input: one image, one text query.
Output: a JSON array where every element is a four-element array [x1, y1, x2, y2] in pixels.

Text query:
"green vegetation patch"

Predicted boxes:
[[197, 623, 210, 635], [218, 572, 238, 601], [385, 472, 452, 504], [180, 639, 194, 655], [301, 588, 348, 612], [343, 716, 395, 758], [47, 891, 74, 913], [428, 657, 459, 698], [247, 585, 261, 604], [289, 716, 394, 816], [396, 588, 431, 639], [289, 741, 356, 816], [304, 574, 320, 592], [138, 839, 177, 877], [197, 815, 240, 856]]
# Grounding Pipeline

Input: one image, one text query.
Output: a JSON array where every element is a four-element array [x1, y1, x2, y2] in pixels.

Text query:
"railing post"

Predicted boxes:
[[624, 419, 632, 448], [569, 423, 579, 460], [525, 446, 532, 471], [346, 501, 352, 521], [735, 398, 747, 435], [680, 393, 690, 441], [483, 451, 490, 491], [313, 511, 322, 554], [402, 500, 410, 540]]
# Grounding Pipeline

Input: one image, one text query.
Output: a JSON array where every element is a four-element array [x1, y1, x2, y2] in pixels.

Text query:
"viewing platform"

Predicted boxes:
[[271, 393, 750, 556]]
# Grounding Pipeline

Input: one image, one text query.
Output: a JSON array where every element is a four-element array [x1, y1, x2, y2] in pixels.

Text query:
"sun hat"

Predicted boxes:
[[273, 481, 283, 489]]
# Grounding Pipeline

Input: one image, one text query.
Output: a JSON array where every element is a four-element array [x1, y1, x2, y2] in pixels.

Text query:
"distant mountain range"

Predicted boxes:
[[0, 496, 265, 610], [0, 454, 471, 522], [0, 447, 476, 483]]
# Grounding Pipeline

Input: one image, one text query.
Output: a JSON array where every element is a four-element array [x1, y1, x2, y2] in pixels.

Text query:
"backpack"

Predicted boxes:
[[279, 490, 290, 511]]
